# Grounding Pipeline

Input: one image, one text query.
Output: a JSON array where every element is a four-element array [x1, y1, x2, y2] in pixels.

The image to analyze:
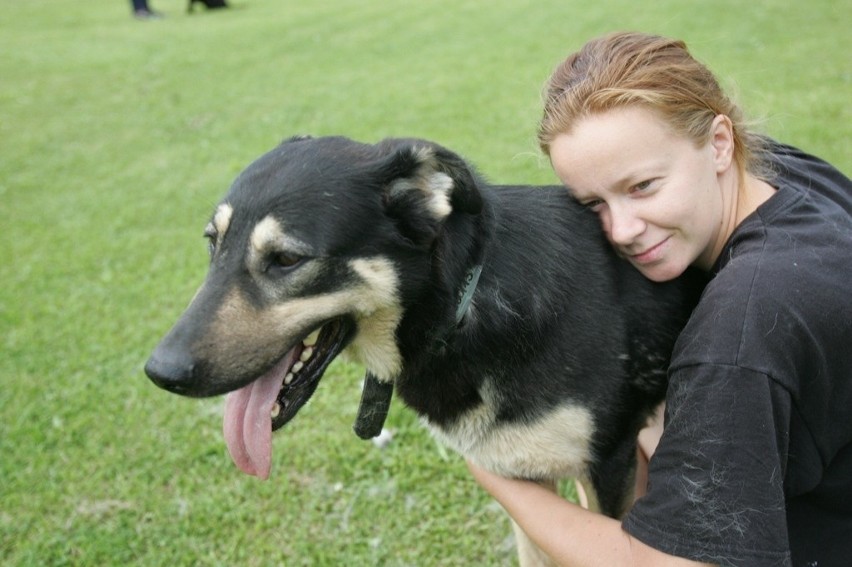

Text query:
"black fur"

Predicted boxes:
[[146, 135, 706, 521]]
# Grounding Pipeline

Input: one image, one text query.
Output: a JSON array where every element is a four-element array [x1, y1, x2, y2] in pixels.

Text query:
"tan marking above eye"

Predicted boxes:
[[248, 215, 313, 271], [250, 216, 285, 254], [213, 203, 234, 243]]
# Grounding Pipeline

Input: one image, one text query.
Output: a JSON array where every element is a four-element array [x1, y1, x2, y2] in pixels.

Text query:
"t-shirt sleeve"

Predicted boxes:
[[623, 364, 793, 566]]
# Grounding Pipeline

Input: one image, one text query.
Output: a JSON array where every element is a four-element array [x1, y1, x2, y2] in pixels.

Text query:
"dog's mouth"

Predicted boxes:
[[222, 318, 355, 479]]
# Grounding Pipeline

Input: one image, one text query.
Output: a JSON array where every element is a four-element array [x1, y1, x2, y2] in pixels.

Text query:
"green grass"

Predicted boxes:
[[1, 1, 849, 565]]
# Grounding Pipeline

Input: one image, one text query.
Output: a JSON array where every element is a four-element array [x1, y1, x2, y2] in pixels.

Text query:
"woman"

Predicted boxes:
[[468, 32, 851, 566]]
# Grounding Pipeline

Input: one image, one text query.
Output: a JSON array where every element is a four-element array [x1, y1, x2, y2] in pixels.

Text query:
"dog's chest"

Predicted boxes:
[[425, 400, 596, 480]]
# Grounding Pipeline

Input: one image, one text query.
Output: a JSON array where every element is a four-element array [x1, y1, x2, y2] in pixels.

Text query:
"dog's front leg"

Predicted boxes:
[[511, 479, 559, 567]]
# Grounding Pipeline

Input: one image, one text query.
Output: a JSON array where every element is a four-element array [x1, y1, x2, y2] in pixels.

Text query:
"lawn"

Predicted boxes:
[[1, 1, 849, 565]]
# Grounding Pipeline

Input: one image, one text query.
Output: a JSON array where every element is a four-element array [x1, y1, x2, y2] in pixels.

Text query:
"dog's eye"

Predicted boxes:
[[269, 252, 303, 270]]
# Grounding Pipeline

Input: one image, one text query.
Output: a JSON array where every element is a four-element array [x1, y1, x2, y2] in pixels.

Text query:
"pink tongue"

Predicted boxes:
[[223, 349, 298, 479]]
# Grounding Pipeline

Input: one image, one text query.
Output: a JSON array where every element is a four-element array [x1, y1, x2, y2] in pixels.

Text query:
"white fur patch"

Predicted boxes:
[[247, 215, 312, 271], [213, 203, 233, 240], [424, 171, 454, 218], [250, 215, 285, 254], [429, 383, 595, 480], [388, 147, 454, 220], [214, 204, 233, 233]]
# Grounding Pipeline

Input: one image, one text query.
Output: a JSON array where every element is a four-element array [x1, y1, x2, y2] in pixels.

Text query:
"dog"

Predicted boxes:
[[145, 135, 705, 566]]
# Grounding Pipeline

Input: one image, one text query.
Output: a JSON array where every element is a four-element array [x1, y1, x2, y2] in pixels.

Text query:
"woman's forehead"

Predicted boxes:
[[550, 109, 677, 192]]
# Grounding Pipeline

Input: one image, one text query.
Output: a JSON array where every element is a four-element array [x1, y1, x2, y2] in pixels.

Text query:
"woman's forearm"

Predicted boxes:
[[466, 461, 712, 567]]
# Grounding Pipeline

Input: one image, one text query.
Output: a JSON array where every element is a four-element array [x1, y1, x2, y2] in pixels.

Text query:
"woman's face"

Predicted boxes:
[[549, 106, 734, 282]]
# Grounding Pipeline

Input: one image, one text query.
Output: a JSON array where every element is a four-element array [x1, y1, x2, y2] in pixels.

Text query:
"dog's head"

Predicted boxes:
[[144, 135, 483, 476]]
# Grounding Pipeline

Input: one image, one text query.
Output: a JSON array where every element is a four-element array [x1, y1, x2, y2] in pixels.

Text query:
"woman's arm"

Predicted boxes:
[[466, 460, 713, 567]]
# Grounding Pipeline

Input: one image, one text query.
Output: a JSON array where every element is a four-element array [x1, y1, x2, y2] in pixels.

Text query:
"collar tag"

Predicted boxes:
[[455, 264, 483, 324], [353, 372, 394, 440]]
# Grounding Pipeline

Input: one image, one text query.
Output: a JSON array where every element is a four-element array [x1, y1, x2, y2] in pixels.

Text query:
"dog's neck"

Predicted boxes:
[[426, 208, 490, 351], [353, 224, 485, 441]]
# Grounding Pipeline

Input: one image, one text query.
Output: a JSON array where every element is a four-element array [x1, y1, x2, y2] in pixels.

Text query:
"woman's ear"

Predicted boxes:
[[710, 114, 735, 173]]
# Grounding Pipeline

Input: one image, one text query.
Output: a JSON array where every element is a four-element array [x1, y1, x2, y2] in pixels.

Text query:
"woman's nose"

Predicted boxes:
[[605, 204, 645, 246]]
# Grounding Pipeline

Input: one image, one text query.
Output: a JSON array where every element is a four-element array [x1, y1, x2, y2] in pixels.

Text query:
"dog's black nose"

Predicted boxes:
[[144, 348, 197, 395]]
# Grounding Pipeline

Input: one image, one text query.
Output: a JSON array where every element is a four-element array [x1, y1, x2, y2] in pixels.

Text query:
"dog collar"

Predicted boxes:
[[354, 262, 484, 440], [455, 264, 483, 324]]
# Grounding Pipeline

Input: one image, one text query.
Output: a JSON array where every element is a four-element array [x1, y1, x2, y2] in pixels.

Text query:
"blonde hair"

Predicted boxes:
[[539, 32, 765, 177]]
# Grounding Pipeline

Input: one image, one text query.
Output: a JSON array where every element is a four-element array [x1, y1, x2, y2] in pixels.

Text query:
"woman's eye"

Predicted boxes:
[[631, 179, 654, 193], [583, 199, 605, 212]]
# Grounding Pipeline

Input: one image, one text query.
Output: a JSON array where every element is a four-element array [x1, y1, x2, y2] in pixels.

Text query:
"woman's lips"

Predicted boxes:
[[629, 237, 670, 265]]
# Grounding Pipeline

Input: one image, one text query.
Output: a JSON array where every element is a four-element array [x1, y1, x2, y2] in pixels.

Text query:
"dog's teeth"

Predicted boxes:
[[284, 372, 294, 385], [292, 361, 304, 373], [303, 329, 320, 347], [300, 347, 313, 362], [270, 403, 281, 418]]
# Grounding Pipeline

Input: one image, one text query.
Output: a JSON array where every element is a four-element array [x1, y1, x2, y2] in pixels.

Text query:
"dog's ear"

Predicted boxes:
[[375, 142, 483, 248]]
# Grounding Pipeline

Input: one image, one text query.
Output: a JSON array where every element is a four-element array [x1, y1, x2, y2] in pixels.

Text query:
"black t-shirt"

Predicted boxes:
[[623, 143, 852, 567]]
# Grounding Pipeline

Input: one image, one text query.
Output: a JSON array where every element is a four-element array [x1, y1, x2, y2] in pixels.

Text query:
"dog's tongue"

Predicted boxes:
[[223, 349, 297, 479]]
